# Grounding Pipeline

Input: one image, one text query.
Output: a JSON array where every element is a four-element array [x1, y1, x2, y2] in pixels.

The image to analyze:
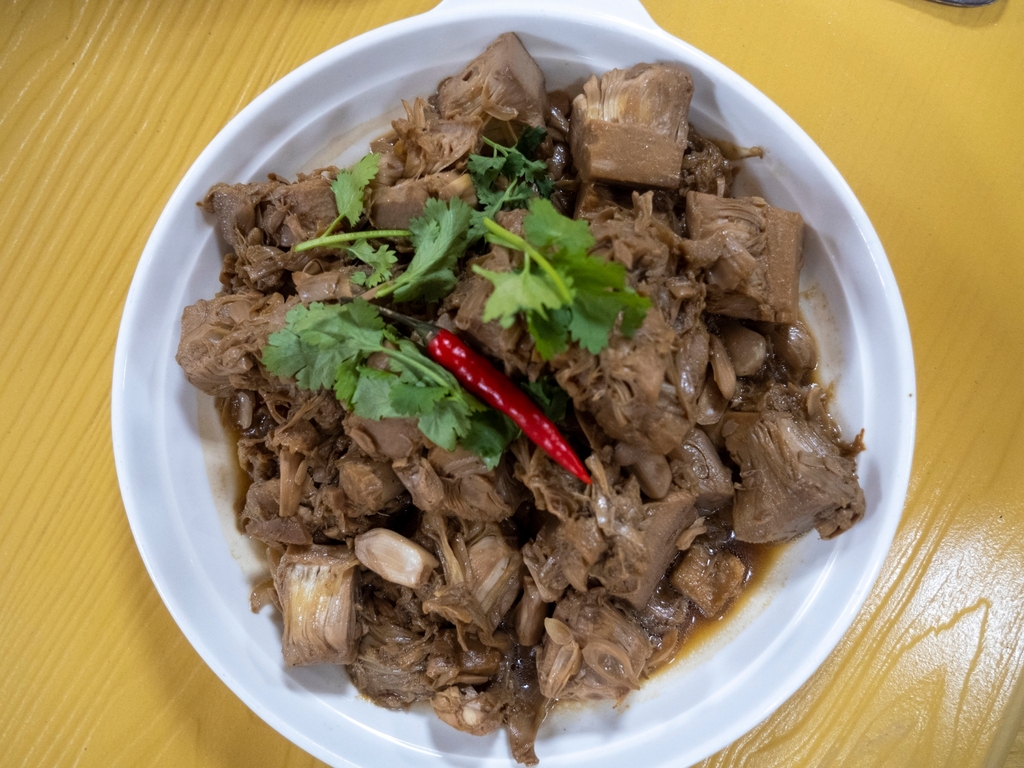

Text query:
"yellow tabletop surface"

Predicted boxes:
[[2, 0, 1023, 765]]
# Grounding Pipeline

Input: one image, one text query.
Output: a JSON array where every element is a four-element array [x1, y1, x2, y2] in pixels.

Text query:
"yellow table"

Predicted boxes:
[[2, 0, 1022, 765]]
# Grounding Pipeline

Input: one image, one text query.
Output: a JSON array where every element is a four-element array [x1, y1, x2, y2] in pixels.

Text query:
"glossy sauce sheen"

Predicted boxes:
[[674, 538, 787, 658]]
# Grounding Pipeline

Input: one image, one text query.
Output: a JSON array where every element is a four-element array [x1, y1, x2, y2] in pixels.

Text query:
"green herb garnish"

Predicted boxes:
[[261, 299, 515, 467], [347, 240, 397, 288], [474, 198, 650, 359], [296, 197, 471, 303], [375, 197, 473, 303], [293, 151, 406, 254], [321, 153, 381, 238], [522, 377, 570, 423], [468, 126, 553, 241]]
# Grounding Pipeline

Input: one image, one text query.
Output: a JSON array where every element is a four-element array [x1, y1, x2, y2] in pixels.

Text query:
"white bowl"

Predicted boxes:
[[111, 1, 916, 765]]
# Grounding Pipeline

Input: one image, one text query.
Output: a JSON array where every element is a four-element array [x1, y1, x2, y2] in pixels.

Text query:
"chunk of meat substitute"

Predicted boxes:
[[391, 97, 482, 179], [723, 409, 865, 542], [176, 291, 295, 397], [337, 452, 406, 515], [537, 589, 652, 702], [685, 191, 804, 323], [431, 686, 505, 736], [670, 426, 734, 511], [437, 33, 550, 128], [570, 63, 694, 188], [368, 171, 475, 229], [670, 541, 747, 618], [273, 545, 360, 666], [586, 458, 698, 608], [554, 310, 691, 456]]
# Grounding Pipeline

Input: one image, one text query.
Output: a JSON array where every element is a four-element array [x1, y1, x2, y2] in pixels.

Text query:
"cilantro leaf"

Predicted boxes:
[[523, 198, 595, 256], [473, 267, 566, 329], [501, 180, 540, 211], [522, 377, 570, 423], [333, 358, 360, 403], [289, 299, 386, 358], [417, 398, 475, 452], [527, 308, 571, 360], [619, 293, 651, 337], [261, 298, 519, 465], [387, 339, 462, 392], [556, 246, 641, 353], [352, 367, 401, 420], [469, 199, 505, 244], [567, 290, 628, 354], [262, 302, 381, 391], [514, 125, 547, 158], [346, 240, 397, 287], [331, 153, 380, 228], [474, 198, 651, 359], [389, 382, 449, 416], [467, 153, 507, 193], [467, 128, 553, 242], [261, 326, 328, 389], [504, 127, 550, 193], [461, 410, 521, 470], [381, 197, 472, 303]]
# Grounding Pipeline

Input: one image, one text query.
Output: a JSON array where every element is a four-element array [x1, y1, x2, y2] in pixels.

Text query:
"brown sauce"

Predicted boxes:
[[645, 536, 789, 678], [215, 397, 254, 527], [680, 538, 786, 656], [708, 137, 765, 161]]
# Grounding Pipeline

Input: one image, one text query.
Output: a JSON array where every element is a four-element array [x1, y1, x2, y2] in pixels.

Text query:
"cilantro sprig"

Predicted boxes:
[[293, 152, 409, 254], [375, 197, 472, 303], [301, 197, 471, 301], [346, 241, 397, 288], [323, 153, 381, 237], [468, 126, 553, 241], [474, 198, 650, 359], [261, 299, 516, 467], [294, 157, 472, 303]]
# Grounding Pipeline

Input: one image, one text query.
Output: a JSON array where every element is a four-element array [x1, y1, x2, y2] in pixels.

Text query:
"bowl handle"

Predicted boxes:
[[430, 0, 660, 31]]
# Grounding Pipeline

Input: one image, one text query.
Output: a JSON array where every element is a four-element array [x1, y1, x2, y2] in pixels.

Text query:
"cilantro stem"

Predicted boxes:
[[295, 229, 411, 253], [482, 218, 573, 304], [482, 137, 511, 155], [320, 214, 344, 239], [379, 347, 456, 392]]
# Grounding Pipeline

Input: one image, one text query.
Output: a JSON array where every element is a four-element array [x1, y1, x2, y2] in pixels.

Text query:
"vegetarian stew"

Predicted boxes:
[[176, 33, 865, 765]]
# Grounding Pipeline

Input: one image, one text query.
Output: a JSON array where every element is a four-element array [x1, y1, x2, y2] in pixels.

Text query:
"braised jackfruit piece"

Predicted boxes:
[[436, 32, 550, 127], [723, 409, 865, 543], [670, 542, 747, 618], [274, 545, 360, 666], [431, 686, 505, 736], [569, 63, 694, 188], [536, 589, 652, 703], [685, 191, 805, 323]]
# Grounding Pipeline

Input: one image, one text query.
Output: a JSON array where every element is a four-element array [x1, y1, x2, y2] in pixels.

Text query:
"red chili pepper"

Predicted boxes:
[[427, 329, 591, 485]]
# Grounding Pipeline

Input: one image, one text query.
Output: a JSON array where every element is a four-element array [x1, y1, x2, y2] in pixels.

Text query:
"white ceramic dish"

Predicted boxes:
[[111, 0, 916, 765]]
